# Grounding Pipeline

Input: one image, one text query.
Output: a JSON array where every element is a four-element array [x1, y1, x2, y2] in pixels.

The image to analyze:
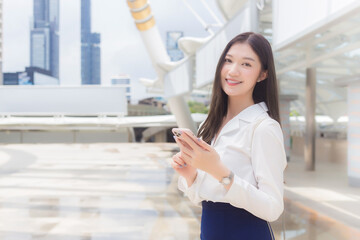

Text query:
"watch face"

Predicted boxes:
[[223, 178, 231, 185]]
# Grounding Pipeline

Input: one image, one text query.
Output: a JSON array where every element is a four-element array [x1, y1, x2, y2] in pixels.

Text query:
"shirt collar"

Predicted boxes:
[[236, 101, 269, 123], [211, 102, 269, 146]]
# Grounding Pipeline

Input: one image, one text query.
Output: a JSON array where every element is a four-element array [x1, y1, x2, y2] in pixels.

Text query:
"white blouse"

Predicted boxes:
[[178, 102, 287, 222]]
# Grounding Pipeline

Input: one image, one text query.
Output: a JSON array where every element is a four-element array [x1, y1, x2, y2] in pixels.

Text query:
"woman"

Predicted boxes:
[[171, 32, 287, 239]]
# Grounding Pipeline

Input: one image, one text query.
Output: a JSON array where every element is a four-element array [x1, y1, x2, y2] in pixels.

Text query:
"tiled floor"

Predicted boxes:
[[0, 143, 359, 239]]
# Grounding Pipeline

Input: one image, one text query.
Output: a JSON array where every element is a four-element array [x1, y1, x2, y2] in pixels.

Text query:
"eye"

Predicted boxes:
[[224, 58, 232, 63], [242, 62, 251, 67]]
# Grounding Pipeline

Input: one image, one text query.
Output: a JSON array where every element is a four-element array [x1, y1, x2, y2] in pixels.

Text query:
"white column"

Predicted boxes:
[[168, 96, 197, 133], [154, 130, 167, 142], [249, 0, 259, 32], [347, 81, 360, 187], [280, 94, 298, 161], [127, 0, 196, 134], [305, 68, 316, 171]]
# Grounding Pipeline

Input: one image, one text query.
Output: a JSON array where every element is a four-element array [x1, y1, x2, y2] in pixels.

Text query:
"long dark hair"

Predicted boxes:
[[198, 32, 280, 144]]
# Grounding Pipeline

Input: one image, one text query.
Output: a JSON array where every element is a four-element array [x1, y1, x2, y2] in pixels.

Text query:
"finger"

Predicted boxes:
[[177, 138, 194, 156], [196, 137, 212, 151], [180, 132, 200, 150], [175, 137, 194, 154], [180, 151, 191, 164], [177, 136, 193, 150], [174, 136, 186, 152], [174, 152, 184, 161], [173, 155, 185, 166], [182, 131, 210, 151], [182, 130, 198, 142], [171, 160, 183, 169], [179, 151, 192, 165], [177, 137, 192, 149]]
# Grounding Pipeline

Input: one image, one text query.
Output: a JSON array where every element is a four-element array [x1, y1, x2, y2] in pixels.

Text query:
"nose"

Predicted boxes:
[[228, 63, 240, 76]]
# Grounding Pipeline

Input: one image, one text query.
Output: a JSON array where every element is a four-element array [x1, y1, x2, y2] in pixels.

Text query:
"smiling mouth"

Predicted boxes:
[[226, 79, 243, 85]]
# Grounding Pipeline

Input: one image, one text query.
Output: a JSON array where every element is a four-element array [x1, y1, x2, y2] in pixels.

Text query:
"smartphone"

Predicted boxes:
[[172, 128, 205, 149], [172, 128, 194, 138], [172, 128, 194, 149]]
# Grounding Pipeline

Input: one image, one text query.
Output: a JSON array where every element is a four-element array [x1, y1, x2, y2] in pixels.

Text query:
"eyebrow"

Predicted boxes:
[[226, 54, 255, 62]]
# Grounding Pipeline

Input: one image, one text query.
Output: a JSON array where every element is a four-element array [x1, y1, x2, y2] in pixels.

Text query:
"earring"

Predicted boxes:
[[257, 80, 260, 83]]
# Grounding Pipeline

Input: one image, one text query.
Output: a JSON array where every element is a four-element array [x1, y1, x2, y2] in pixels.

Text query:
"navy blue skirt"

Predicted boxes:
[[201, 201, 275, 240]]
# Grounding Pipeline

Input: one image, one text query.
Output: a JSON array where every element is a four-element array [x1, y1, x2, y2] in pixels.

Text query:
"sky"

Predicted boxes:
[[3, 0, 224, 102]]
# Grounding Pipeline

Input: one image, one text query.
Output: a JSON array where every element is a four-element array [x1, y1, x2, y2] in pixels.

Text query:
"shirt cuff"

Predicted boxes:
[[178, 170, 200, 193], [177, 170, 204, 206], [223, 174, 248, 207]]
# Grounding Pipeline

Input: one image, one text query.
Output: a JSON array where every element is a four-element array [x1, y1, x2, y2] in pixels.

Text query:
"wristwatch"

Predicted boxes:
[[220, 171, 234, 186]]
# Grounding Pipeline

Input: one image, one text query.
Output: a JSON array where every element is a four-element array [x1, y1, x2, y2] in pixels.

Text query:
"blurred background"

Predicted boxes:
[[0, 0, 359, 239]]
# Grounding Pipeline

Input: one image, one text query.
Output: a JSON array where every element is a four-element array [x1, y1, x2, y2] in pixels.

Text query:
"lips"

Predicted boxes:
[[225, 78, 242, 86]]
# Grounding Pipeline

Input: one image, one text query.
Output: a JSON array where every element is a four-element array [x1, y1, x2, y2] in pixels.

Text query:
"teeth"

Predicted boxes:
[[227, 79, 241, 84]]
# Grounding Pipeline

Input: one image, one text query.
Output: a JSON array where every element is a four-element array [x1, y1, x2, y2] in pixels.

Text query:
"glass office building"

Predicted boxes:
[[30, 0, 59, 79], [81, 0, 101, 85]]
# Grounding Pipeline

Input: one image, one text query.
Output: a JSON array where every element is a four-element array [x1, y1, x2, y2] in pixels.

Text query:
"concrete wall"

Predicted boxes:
[[0, 86, 127, 116], [0, 129, 129, 143]]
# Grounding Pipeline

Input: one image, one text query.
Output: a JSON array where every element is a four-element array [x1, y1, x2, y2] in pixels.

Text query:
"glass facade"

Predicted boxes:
[[4, 73, 19, 85], [31, 29, 50, 71], [81, 0, 101, 85], [18, 72, 32, 85], [3, 67, 56, 86], [112, 76, 131, 101], [112, 78, 130, 85], [31, 0, 59, 79]]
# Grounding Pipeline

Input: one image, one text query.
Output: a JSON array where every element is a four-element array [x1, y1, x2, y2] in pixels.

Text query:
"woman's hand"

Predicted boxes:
[[171, 152, 198, 187], [174, 131, 223, 179]]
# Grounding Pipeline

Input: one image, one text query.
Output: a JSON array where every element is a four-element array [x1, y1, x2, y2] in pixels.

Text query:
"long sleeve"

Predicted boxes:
[[177, 120, 207, 206], [224, 119, 287, 222], [178, 170, 206, 206]]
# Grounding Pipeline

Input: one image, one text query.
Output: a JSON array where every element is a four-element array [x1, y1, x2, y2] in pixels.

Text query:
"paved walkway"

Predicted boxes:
[[0, 143, 200, 240], [0, 143, 359, 239], [281, 155, 360, 240]]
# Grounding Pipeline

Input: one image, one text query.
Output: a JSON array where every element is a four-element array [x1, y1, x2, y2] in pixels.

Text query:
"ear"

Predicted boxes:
[[259, 70, 268, 81]]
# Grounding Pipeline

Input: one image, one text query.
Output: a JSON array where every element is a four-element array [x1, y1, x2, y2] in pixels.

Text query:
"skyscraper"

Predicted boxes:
[[0, 0, 3, 85], [81, 0, 101, 85], [30, 0, 59, 79]]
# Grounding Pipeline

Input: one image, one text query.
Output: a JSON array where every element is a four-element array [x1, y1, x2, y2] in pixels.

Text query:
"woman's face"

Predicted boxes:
[[221, 42, 266, 100]]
